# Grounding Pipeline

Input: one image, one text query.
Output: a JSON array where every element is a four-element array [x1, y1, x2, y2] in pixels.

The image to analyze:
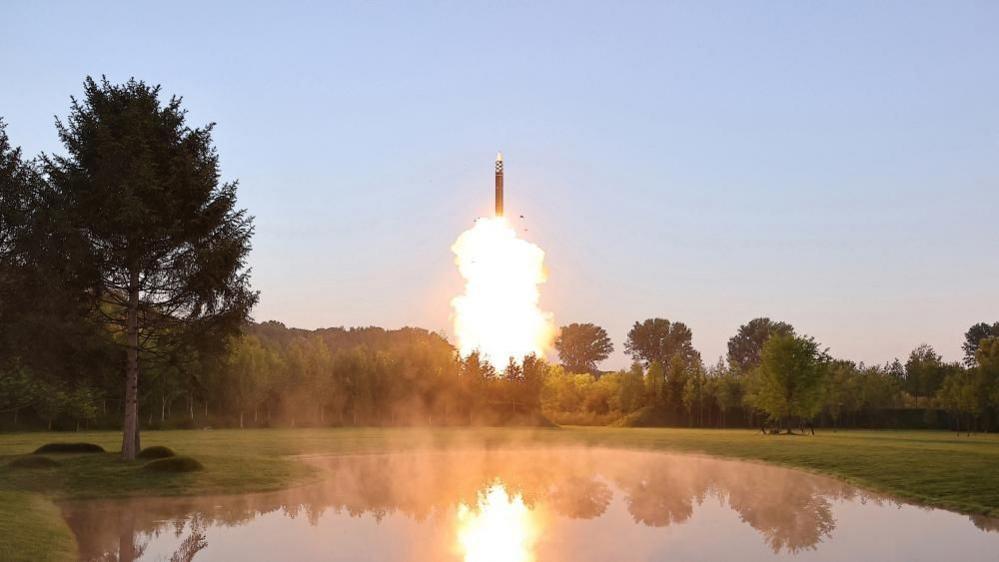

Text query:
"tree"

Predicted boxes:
[[709, 367, 743, 428], [903, 344, 948, 401], [1, 119, 118, 422], [625, 318, 700, 369], [963, 322, 999, 367], [727, 318, 795, 374], [747, 334, 827, 433], [554, 323, 614, 374], [43, 77, 257, 459], [975, 337, 999, 430], [682, 363, 708, 427], [645, 361, 666, 406], [823, 360, 860, 429], [617, 363, 646, 414]]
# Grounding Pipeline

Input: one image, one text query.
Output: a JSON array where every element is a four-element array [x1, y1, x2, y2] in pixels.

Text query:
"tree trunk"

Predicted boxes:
[[121, 271, 141, 461]]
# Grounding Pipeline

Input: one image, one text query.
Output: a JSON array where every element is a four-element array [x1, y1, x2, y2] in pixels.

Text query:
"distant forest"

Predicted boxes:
[[2, 78, 999, 438], [3, 313, 999, 433]]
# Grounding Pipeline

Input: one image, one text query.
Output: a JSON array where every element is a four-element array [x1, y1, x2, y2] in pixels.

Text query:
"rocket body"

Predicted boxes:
[[495, 152, 504, 217]]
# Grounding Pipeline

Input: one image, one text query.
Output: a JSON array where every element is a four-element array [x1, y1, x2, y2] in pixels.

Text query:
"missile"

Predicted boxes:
[[495, 151, 504, 217]]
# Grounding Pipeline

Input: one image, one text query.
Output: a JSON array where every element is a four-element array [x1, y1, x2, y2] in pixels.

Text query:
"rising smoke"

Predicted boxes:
[[450, 217, 555, 371]]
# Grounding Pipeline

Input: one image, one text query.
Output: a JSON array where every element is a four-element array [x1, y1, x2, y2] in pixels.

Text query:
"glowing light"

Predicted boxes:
[[450, 217, 555, 370], [455, 484, 539, 562]]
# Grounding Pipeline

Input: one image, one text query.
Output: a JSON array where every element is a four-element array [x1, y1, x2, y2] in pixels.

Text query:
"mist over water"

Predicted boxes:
[[61, 448, 998, 562]]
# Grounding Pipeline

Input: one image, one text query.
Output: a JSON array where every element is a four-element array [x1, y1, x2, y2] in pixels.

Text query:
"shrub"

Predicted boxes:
[[8, 456, 61, 469], [142, 456, 203, 473], [137, 446, 176, 460], [33, 442, 105, 454]]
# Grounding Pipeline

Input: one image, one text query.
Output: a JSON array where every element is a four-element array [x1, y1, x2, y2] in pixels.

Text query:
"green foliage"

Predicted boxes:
[[937, 337, 999, 431], [644, 361, 666, 406], [137, 446, 176, 459], [625, 318, 700, 369], [554, 323, 614, 373], [540, 363, 648, 424], [0, 368, 37, 415], [8, 456, 61, 469], [682, 363, 708, 426], [904, 344, 951, 399], [963, 322, 999, 366], [727, 318, 795, 373], [747, 334, 827, 429], [33, 442, 105, 454], [32, 76, 258, 456], [142, 456, 203, 472]]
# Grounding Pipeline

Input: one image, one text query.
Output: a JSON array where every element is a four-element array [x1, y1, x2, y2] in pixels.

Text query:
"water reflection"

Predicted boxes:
[[456, 484, 538, 562], [60, 448, 999, 562]]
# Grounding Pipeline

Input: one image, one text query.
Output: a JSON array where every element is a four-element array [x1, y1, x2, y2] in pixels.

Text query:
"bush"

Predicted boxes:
[[8, 456, 61, 469], [137, 446, 176, 459], [33, 442, 105, 454], [142, 456, 203, 473]]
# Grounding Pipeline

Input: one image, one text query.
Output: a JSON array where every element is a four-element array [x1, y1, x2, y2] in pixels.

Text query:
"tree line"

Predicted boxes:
[[550, 318, 999, 433]]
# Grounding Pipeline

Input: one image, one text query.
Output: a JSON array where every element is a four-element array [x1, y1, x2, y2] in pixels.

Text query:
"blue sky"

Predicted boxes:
[[3, 1, 997, 368]]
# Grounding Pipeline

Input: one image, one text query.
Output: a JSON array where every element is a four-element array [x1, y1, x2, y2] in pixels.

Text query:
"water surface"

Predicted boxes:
[[60, 448, 999, 561]]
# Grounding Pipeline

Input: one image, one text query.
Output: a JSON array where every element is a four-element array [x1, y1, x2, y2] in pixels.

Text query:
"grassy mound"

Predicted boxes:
[[137, 446, 176, 460], [142, 456, 203, 473], [32, 442, 104, 454], [8, 456, 61, 469]]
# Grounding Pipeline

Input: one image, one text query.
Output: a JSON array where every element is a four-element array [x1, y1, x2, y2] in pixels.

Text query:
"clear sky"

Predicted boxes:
[[3, 1, 997, 369]]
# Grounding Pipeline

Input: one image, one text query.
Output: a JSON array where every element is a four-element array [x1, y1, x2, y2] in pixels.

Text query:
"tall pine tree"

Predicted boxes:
[[44, 77, 257, 459]]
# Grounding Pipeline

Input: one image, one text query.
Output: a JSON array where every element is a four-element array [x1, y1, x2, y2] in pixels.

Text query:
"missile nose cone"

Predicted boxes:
[[496, 151, 503, 162]]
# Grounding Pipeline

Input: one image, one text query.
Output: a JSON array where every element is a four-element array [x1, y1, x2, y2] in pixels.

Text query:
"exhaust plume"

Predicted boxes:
[[450, 216, 554, 371]]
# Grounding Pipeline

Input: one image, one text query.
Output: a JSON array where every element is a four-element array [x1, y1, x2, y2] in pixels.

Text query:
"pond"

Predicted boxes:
[[60, 448, 999, 561]]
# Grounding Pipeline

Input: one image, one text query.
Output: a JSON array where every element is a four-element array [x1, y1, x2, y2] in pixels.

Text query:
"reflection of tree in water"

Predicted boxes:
[[721, 468, 838, 553], [64, 448, 932, 560], [971, 515, 999, 533], [547, 474, 613, 519], [613, 458, 709, 526], [168, 523, 208, 562]]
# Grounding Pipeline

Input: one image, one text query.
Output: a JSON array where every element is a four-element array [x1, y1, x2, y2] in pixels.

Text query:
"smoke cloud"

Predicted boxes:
[[450, 217, 555, 370]]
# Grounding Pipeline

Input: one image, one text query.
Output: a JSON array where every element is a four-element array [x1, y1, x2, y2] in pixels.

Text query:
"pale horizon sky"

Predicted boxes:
[[3, 1, 997, 369]]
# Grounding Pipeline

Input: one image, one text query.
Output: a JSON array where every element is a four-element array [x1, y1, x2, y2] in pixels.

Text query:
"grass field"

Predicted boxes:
[[2, 427, 997, 561]]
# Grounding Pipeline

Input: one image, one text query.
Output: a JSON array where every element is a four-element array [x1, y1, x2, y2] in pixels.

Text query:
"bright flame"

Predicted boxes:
[[455, 484, 539, 562], [450, 217, 555, 370]]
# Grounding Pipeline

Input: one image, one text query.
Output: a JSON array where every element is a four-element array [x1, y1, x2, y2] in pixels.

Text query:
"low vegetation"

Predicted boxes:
[[136, 445, 176, 459], [32, 442, 104, 454]]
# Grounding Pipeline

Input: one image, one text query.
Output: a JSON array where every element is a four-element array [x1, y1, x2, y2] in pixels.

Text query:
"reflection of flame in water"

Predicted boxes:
[[451, 217, 555, 371], [455, 483, 539, 562]]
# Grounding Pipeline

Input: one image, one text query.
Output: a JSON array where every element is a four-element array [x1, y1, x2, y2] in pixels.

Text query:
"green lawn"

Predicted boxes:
[[1, 427, 997, 561]]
